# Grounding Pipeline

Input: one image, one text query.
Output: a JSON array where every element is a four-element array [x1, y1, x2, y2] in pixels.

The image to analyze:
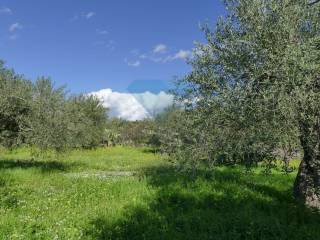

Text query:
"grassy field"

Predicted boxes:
[[0, 147, 319, 239]]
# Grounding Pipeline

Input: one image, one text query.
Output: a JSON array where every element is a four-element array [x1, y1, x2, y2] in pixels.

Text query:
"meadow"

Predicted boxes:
[[0, 147, 319, 240]]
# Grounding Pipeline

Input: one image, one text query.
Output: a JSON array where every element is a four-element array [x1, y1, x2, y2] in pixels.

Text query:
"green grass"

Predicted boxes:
[[0, 147, 319, 239]]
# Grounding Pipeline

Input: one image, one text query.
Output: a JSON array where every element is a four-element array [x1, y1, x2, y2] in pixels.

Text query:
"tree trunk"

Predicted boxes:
[[293, 122, 320, 208], [294, 159, 320, 208]]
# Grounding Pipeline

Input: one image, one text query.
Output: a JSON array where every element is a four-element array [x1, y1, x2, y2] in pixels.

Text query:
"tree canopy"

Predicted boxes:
[[167, 0, 320, 208], [0, 62, 108, 153]]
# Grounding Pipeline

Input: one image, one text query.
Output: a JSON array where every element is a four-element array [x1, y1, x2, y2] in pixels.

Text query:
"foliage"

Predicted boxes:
[[0, 63, 108, 153], [155, 107, 208, 169], [104, 118, 158, 147], [24, 78, 70, 152], [66, 95, 108, 149], [167, 0, 320, 206], [0, 61, 32, 148]]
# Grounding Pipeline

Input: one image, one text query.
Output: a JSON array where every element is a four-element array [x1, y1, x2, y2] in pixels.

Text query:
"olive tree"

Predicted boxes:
[[178, 0, 320, 207], [0, 61, 32, 148], [0, 61, 109, 155], [24, 77, 70, 153], [66, 95, 108, 149]]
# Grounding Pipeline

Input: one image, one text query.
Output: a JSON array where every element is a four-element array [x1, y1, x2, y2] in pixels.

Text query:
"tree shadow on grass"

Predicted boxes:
[[84, 166, 320, 240], [141, 148, 159, 155], [0, 158, 74, 173]]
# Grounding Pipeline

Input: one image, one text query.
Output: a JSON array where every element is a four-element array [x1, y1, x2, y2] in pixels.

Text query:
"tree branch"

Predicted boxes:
[[309, 0, 320, 5]]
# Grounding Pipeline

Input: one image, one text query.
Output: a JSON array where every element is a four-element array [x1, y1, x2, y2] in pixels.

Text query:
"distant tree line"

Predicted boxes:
[[0, 61, 108, 153], [103, 118, 159, 147], [0, 60, 167, 153]]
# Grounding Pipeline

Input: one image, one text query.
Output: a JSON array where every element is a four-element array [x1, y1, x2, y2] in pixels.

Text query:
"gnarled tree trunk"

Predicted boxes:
[[293, 122, 320, 208], [294, 159, 320, 208]]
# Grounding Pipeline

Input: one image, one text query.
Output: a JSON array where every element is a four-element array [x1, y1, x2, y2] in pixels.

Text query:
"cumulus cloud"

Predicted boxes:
[[9, 23, 22, 32], [90, 89, 174, 121], [153, 44, 167, 54], [0, 7, 12, 14], [132, 91, 174, 117]]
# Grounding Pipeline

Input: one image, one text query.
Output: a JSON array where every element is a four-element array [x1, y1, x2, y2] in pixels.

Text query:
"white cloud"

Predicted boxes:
[[128, 45, 192, 66], [164, 50, 191, 62], [90, 89, 174, 121], [127, 60, 141, 67], [71, 11, 96, 21], [138, 54, 162, 63], [83, 11, 95, 19], [136, 53, 162, 63], [153, 44, 167, 54], [9, 23, 22, 32], [133, 91, 174, 117], [174, 50, 192, 60], [0, 7, 12, 14]]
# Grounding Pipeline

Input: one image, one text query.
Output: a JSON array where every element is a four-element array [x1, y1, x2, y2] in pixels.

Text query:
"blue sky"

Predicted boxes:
[[0, 0, 225, 94]]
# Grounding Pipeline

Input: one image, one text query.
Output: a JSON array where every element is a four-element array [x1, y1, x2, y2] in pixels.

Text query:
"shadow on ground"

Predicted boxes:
[[84, 166, 320, 240], [141, 148, 159, 154], [0, 158, 73, 172]]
